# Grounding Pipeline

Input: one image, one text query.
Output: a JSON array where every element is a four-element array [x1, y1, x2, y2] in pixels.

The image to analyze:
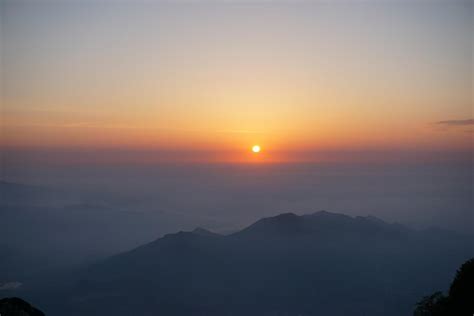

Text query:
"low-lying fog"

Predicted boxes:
[[1, 161, 472, 278]]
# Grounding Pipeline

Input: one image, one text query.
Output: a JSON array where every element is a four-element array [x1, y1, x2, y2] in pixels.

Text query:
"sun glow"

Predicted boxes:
[[252, 145, 261, 153]]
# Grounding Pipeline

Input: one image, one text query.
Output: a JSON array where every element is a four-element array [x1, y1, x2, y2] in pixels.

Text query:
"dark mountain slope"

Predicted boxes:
[[38, 212, 472, 316]]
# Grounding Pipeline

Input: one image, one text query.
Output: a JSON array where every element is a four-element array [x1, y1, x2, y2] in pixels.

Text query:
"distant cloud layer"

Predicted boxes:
[[435, 119, 474, 127]]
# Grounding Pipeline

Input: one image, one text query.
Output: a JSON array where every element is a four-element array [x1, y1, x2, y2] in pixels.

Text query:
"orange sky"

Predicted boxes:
[[1, 1, 472, 163]]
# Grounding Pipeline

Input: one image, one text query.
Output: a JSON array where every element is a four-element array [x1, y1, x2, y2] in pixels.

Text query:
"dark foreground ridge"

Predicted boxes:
[[0, 297, 45, 316], [18, 211, 474, 316]]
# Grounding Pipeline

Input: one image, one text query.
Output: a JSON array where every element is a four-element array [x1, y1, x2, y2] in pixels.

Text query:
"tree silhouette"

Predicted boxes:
[[413, 292, 448, 316], [414, 258, 474, 316], [448, 258, 474, 315]]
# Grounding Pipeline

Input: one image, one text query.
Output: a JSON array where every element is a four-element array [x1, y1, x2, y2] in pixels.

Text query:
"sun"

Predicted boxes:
[[252, 145, 261, 153]]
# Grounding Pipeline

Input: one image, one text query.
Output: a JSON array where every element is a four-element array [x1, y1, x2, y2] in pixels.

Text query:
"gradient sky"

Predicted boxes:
[[1, 0, 472, 163]]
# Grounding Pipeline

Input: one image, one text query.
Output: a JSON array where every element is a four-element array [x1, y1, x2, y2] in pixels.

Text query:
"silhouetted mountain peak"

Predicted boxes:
[[234, 212, 304, 238], [192, 227, 220, 237], [308, 210, 353, 220], [311, 210, 331, 216], [357, 214, 386, 224], [233, 211, 408, 240], [310, 211, 394, 228], [146, 228, 221, 250], [269, 212, 299, 222], [162, 230, 194, 240], [250, 212, 299, 225]]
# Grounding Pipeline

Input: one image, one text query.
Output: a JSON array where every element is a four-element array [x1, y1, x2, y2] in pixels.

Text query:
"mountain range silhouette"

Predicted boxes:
[[27, 210, 471, 316]]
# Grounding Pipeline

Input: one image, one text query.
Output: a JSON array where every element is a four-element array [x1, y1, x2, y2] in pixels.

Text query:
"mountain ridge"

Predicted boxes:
[[29, 211, 473, 316]]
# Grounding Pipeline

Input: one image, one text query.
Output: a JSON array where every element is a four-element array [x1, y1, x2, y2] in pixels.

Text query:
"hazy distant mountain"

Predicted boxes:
[[36, 211, 472, 316], [0, 181, 78, 207], [0, 181, 208, 281]]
